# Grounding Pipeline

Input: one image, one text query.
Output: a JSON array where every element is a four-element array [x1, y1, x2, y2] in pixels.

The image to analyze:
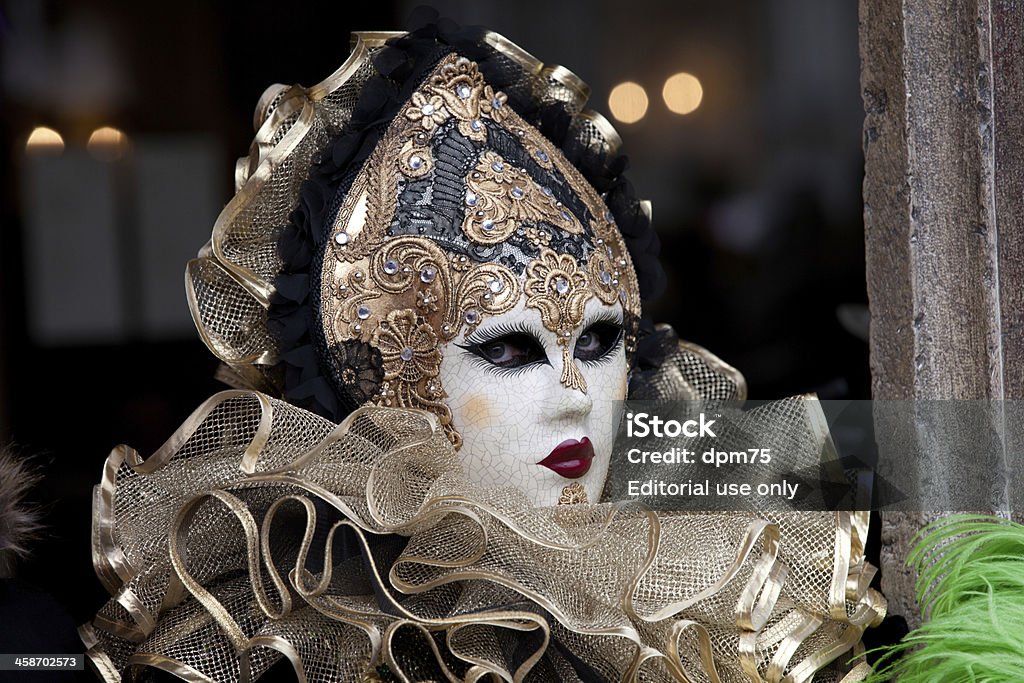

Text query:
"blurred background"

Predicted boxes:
[[0, 0, 868, 637]]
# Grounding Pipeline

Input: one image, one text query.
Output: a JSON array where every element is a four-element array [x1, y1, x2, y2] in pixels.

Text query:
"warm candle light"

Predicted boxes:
[[25, 127, 65, 155], [662, 72, 703, 115], [87, 126, 129, 161], [608, 82, 649, 124]]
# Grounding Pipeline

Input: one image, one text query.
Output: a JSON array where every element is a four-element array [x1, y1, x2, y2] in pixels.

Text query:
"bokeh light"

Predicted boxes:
[[662, 72, 703, 115], [25, 127, 65, 155], [87, 126, 129, 161], [608, 82, 649, 124]]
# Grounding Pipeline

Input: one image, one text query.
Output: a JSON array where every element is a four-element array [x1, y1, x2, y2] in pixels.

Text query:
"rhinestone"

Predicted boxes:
[[470, 120, 482, 132], [353, 324, 361, 332], [353, 271, 364, 280], [612, 278, 619, 286], [409, 155, 423, 169], [339, 284, 348, 292], [600, 271, 612, 285], [563, 331, 572, 338], [456, 83, 472, 99], [510, 186, 524, 199], [488, 278, 504, 293], [420, 103, 435, 116], [481, 218, 495, 231], [333, 231, 350, 245], [618, 258, 627, 267], [400, 347, 414, 362], [383, 259, 399, 274], [492, 97, 504, 109], [459, 255, 467, 262], [561, 210, 573, 222], [476, 210, 484, 217], [465, 191, 478, 206], [554, 277, 569, 295], [537, 150, 549, 162], [542, 186, 553, 197], [415, 132, 428, 143], [491, 160, 505, 172], [605, 210, 615, 222], [357, 305, 371, 320], [619, 288, 627, 302], [483, 293, 492, 300], [464, 309, 480, 324], [595, 238, 604, 245], [442, 324, 451, 333], [420, 266, 437, 283]]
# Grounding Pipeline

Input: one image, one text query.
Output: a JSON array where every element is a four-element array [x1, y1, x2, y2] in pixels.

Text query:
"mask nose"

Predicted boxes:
[[545, 366, 593, 421], [559, 384, 593, 418]]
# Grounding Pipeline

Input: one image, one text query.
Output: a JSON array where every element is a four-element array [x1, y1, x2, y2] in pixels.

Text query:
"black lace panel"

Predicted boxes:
[[384, 117, 595, 275]]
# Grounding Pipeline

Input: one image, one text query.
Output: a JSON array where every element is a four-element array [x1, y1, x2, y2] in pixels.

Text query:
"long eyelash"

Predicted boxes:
[[585, 311, 625, 329], [462, 352, 545, 377], [463, 320, 548, 346]]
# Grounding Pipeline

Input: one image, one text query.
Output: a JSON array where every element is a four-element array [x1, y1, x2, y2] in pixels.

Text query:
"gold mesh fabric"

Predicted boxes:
[[83, 342, 885, 682]]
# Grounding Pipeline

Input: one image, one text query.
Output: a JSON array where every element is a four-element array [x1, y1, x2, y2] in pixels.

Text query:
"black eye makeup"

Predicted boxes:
[[458, 322, 550, 371], [574, 317, 624, 363]]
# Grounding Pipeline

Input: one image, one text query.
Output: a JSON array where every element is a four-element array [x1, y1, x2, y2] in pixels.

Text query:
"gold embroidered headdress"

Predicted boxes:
[[186, 25, 657, 441]]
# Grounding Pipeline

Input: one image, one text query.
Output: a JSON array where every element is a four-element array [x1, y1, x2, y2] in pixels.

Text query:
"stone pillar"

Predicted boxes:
[[859, 0, 1024, 626]]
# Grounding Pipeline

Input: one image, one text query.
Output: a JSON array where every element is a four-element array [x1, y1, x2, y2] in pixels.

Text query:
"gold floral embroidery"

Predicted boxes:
[[370, 237, 521, 341], [398, 138, 432, 178], [480, 85, 509, 123], [404, 92, 447, 130], [462, 151, 582, 245], [429, 57, 485, 121], [332, 268, 378, 343], [524, 226, 553, 247], [586, 241, 622, 306], [375, 309, 441, 384], [372, 308, 457, 444], [524, 248, 591, 392], [558, 482, 589, 505]]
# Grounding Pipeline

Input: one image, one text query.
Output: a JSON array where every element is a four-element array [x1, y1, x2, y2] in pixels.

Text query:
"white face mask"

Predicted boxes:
[[439, 296, 629, 506]]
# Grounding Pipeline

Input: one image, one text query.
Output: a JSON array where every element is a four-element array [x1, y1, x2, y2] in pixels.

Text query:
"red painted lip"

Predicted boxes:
[[537, 437, 594, 479]]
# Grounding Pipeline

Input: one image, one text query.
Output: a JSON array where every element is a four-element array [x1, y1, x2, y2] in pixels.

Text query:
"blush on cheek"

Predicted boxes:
[[457, 394, 495, 428]]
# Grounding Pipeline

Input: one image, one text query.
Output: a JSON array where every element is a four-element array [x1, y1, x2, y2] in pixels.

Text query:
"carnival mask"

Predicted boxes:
[[187, 32, 657, 507]]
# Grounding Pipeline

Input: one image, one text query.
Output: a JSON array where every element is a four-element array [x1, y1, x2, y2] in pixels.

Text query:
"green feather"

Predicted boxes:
[[864, 514, 1024, 682]]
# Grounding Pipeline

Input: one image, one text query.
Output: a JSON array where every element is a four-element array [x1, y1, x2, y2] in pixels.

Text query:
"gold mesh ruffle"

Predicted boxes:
[[82, 379, 885, 682]]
